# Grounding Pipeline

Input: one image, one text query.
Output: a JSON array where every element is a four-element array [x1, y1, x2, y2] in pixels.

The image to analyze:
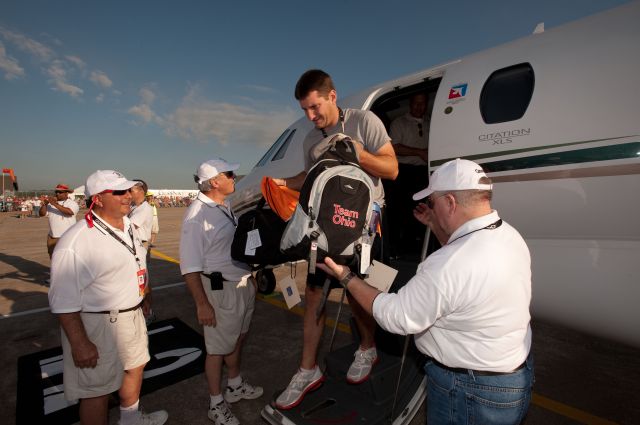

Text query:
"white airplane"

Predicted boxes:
[[229, 2, 640, 423]]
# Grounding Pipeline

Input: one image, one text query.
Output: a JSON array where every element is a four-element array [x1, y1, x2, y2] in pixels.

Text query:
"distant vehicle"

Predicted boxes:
[[229, 3, 640, 423]]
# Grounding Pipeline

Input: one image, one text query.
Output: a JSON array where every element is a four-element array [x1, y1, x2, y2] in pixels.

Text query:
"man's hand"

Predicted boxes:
[[413, 202, 433, 226], [71, 338, 99, 368], [196, 301, 216, 327], [142, 292, 152, 316], [317, 257, 349, 281]]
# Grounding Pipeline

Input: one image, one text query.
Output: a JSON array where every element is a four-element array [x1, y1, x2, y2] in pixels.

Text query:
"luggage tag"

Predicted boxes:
[[359, 239, 372, 275], [278, 275, 301, 309], [245, 229, 262, 256], [364, 260, 397, 293], [137, 269, 148, 296]]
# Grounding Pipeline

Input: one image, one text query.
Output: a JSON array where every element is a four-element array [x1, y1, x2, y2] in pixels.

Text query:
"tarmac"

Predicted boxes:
[[1, 207, 639, 425]]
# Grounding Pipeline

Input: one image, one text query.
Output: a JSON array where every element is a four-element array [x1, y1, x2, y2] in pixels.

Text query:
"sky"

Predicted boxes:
[[0, 0, 631, 191]]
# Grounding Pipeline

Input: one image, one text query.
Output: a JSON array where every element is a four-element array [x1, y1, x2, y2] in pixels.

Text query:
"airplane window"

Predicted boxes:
[[480, 63, 534, 124], [256, 129, 290, 167], [272, 129, 297, 161]]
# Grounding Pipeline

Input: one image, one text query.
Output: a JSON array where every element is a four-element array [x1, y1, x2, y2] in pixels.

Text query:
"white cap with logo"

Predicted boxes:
[[413, 158, 492, 200], [85, 170, 137, 197], [195, 158, 240, 184]]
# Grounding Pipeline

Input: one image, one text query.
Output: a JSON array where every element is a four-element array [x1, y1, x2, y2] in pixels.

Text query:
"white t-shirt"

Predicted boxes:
[[180, 192, 251, 281], [129, 201, 153, 241], [49, 213, 146, 313], [372, 211, 532, 372], [389, 113, 428, 166], [46, 198, 79, 237]]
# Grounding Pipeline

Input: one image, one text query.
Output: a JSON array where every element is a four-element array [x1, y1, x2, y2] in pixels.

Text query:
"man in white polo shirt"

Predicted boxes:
[[39, 183, 79, 258], [318, 159, 534, 425], [180, 158, 263, 425], [48, 170, 167, 425]]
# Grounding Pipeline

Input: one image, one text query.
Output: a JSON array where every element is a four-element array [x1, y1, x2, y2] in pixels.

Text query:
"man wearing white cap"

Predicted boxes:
[[318, 158, 534, 425], [180, 159, 263, 425], [39, 183, 79, 259], [48, 170, 167, 425]]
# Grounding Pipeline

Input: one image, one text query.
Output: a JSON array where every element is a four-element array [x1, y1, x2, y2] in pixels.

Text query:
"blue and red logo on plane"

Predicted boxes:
[[448, 83, 468, 99]]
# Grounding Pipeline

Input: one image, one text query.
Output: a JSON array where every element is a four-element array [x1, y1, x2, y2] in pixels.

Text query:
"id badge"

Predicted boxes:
[[137, 269, 148, 296]]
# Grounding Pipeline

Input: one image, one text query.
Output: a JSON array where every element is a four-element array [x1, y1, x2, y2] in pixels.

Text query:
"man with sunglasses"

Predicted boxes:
[[317, 159, 534, 425], [180, 159, 263, 425], [386, 93, 430, 259], [39, 183, 79, 259], [48, 170, 168, 425]]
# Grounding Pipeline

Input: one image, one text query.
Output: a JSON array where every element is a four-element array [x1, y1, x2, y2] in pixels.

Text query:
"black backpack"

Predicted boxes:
[[231, 198, 293, 268], [280, 134, 376, 274]]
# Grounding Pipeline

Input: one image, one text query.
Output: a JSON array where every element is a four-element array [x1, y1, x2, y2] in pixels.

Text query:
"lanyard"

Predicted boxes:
[[447, 219, 503, 245], [92, 214, 142, 265], [216, 204, 237, 227], [320, 107, 345, 138]]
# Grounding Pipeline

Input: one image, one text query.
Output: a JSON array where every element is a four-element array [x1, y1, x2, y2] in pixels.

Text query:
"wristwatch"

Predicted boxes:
[[339, 271, 355, 289]]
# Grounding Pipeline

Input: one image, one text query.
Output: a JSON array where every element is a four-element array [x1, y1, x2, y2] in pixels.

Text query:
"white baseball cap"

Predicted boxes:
[[195, 158, 239, 184], [84, 170, 137, 197], [413, 158, 492, 200]]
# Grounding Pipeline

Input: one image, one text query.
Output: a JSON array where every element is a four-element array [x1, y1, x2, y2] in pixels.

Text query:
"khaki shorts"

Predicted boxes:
[[62, 308, 149, 401], [47, 235, 59, 258], [202, 276, 256, 355]]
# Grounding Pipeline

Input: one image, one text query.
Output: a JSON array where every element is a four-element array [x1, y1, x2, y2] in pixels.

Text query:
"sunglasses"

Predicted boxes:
[[101, 189, 131, 196], [220, 171, 235, 179], [417, 122, 423, 137]]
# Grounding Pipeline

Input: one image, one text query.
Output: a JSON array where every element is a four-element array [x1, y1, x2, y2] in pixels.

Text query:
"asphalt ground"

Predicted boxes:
[[1, 207, 639, 425]]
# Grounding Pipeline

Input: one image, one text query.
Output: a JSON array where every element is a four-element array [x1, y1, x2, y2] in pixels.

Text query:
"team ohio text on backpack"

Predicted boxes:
[[280, 134, 376, 275]]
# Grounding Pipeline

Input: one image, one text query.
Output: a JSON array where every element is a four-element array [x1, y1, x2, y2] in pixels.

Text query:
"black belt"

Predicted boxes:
[[430, 358, 526, 376], [84, 301, 143, 314]]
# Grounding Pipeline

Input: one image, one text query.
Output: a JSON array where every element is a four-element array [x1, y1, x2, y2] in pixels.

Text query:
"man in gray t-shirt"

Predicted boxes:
[[271, 69, 398, 410]]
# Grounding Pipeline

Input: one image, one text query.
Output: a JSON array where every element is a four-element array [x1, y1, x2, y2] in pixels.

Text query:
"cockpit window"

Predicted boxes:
[[256, 129, 290, 167], [272, 129, 296, 161], [480, 63, 535, 124]]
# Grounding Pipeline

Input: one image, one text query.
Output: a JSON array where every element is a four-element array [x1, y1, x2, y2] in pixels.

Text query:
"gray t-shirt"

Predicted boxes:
[[302, 108, 390, 205]]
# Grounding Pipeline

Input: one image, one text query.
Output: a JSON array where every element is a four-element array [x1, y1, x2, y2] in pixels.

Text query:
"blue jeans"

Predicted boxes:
[[424, 353, 534, 425]]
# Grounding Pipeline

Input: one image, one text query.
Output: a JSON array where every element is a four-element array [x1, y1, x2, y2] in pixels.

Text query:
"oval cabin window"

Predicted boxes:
[[480, 63, 535, 124]]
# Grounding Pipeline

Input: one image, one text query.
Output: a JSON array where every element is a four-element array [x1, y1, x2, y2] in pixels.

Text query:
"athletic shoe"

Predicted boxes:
[[274, 366, 324, 410], [208, 401, 239, 425], [346, 346, 378, 384], [224, 379, 264, 403], [121, 410, 168, 425]]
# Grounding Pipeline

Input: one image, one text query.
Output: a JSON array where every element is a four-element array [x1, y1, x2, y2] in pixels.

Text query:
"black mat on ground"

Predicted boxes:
[[16, 318, 205, 425]]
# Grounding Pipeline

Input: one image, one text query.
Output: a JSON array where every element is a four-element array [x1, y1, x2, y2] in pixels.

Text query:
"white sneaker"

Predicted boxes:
[[120, 410, 168, 425], [224, 379, 264, 403], [346, 346, 378, 384], [274, 366, 324, 410], [208, 400, 239, 425]]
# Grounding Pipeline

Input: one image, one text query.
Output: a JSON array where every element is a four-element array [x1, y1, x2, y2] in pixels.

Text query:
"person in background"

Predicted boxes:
[[39, 184, 79, 259], [180, 159, 263, 425], [147, 192, 159, 247], [48, 170, 167, 425], [318, 158, 534, 425]]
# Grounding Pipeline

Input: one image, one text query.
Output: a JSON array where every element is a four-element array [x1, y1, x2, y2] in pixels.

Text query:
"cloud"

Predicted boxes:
[[127, 86, 161, 124], [0, 26, 54, 62], [96, 93, 104, 103], [241, 84, 278, 94], [90, 70, 112, 88], [66, 55, 86, 69], [140, 87, 156, 104], [162, 86, 297, 146], [0, 41, 25, 80], [47, 60, 83, 98]]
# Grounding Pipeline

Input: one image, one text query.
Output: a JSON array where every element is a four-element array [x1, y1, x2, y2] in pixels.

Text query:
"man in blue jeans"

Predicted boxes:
[[318, 158, 534, 424]]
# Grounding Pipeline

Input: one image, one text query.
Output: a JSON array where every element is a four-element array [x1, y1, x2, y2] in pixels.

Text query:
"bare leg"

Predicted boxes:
[[301, 285, 325, 369], [347, 291, 376, 349], [224, 333, 246, 380], [205, 353, 224, 395], [79, 395, 109, 425], [119, 363, 145, 407]]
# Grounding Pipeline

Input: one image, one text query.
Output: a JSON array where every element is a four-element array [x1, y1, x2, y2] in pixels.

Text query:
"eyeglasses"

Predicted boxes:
[[101, 189, 131, 196], [417, 122, 423, 137], [426, 193, 447, 209]]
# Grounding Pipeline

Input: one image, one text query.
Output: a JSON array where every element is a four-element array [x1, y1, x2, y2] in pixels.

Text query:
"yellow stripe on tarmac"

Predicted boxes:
[[150, 249, 618, 425]]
